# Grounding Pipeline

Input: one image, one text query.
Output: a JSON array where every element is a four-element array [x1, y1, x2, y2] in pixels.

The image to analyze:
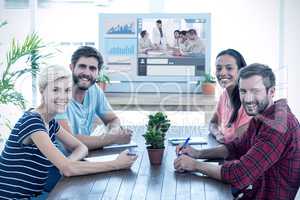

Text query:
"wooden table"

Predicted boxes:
[[48, 126, 232, 200]]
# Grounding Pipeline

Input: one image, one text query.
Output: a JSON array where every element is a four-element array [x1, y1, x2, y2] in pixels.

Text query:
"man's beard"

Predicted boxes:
[[73, 74, 96, 90], [243, 97, 269, 116]]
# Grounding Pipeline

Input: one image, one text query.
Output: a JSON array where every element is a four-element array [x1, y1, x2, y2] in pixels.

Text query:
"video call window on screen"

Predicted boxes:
[[137, 18, 207, 76]]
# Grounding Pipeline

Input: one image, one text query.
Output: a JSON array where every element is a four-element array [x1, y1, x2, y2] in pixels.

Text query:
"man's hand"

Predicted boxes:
[[174, 154, 198, 172], [108, 128, 132, 144]]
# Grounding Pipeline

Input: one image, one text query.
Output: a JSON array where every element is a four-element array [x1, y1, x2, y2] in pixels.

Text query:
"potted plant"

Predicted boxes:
[[142, 112, 171, 165], [0, 21, 54, 141], [96, 66, 110, 91], [197, 73, 216, 95]]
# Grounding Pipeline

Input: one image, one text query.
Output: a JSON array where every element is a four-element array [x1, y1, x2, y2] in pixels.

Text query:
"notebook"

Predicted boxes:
[[84, 154, 119, 162], [103, 141, 138, 149], [168, 136, 208, 145]]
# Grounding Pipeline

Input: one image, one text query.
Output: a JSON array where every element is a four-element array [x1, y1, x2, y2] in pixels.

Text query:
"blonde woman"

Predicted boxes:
[[0, 65, 137, 199]]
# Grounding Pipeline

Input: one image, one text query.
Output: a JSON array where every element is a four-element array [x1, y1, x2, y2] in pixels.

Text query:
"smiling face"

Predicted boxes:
[[215, 54, 239, 89], [239, 75, 274, 116], [71, 56, 99, 90], [42, 77, 72, 114]]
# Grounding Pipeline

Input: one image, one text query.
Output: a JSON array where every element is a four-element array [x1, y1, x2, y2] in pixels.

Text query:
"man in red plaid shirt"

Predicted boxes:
[[174, 63, 300, 199]]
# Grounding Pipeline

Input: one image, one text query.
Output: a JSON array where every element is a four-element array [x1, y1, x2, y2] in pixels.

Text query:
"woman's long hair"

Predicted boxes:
[[216, 49, 247, 128]]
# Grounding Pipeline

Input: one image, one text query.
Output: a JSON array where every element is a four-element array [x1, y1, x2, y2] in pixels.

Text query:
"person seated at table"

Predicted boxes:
[[183, 29, 205, 55], [174, 63, 300, 200], [178, 30, 188, 51], [209, 49, 252, 143], [0, 65, 137, 199], [56, 46, 132, 153], [139, 30, 154, 54], [173, 30, 188, 56], [167, 29, 180, 50]]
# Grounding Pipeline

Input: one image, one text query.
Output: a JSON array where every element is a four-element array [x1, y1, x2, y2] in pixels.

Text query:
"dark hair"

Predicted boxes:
[[238, 63, 276, 90], [216, 49, 247, 127], [71, 46, 104, 70], [174, 30, 180, 34], [180, 30, 187, 36], [156, 19, 162, 24], [188, 29, 197, 35], [140, 30, 147, 38]]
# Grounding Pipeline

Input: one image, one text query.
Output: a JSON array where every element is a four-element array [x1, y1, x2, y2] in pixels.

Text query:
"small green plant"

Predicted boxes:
[[197, 73, 216, 86], [203, 73, 216, 83], [142, 112, 171, 149], [96, 66, 110, 84], [0, 20, 53, 109]]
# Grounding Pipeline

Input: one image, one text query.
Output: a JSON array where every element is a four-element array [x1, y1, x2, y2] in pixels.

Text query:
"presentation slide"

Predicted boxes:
[[99, 13, 211, 93]]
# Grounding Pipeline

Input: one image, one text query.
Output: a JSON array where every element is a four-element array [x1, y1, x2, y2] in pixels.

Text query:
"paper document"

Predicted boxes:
[[168, 136, 208, 145], [84, 154, 119, 162], [103, 141, 138, 149]]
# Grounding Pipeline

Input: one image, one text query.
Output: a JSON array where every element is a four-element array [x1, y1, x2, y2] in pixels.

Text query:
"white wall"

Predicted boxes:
[[284, 0, 300, 119]]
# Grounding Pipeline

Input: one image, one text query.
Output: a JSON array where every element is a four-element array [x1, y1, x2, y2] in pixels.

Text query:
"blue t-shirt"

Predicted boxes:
[[56, 84, 112, 135], [0, 111, 59, 199]]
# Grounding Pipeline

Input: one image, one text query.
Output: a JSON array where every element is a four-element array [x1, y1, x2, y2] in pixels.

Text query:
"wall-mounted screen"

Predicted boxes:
[[99, 13, 211, 93]]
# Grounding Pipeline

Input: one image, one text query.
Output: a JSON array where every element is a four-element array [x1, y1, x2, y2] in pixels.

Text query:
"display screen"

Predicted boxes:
[[99, 14, 210, 80]]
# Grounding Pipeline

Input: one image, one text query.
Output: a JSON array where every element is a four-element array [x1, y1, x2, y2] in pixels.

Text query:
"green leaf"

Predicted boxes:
[[0, 31, 56, 109], [142, 112, 171, 149]]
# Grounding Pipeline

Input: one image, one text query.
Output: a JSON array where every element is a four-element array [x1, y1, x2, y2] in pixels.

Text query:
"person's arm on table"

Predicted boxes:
[[174, 155, 222, 180], [31, 131, 137, 177], [100, 111, 132, 143], [58, 119, 131, 150], [174, 144, 230, 180], [209, 112, 225, 143], [176, 143, 230, 160], [56, 126, 88, 161], [221, 128, 286, 189]]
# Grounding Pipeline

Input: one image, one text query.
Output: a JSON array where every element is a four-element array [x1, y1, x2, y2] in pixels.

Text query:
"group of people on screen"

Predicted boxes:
[[0, 46, 299, 200], [139, 19, 205, 56]]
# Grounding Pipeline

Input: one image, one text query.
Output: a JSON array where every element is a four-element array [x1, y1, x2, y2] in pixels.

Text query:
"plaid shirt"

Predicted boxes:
[[221, 99, 300, 200]]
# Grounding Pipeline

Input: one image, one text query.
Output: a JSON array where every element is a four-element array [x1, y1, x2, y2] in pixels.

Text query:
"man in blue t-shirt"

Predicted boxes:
[[56, 46, 132, 150], [44, 46, 132, 194]]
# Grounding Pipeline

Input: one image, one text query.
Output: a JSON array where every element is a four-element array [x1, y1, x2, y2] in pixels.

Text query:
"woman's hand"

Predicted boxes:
[[114, 150, 137, 170], [215, 132, 225, 143], [175, 145, 200, 158]]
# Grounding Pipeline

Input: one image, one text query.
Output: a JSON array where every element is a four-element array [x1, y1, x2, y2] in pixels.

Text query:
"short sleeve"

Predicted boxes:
[[51, 119, 60, 134], [95, 85, 113, 118], [17, 114, 47, 144]]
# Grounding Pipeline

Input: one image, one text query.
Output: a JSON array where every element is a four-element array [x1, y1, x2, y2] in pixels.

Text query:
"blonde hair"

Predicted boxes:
[[38, 65, 72, 92]]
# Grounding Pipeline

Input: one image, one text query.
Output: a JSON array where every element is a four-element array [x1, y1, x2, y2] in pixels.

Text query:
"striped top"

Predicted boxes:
[[0, 111, 59, 199]]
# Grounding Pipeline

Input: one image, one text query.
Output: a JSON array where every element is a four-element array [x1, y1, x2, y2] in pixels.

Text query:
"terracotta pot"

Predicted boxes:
[[201, 83, 215, 95], [147, 148, 164, 165], [97, 82, 107, 91]]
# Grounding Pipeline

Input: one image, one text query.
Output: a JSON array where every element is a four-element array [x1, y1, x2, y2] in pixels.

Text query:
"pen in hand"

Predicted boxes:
[[177, 136, 190, 156]]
